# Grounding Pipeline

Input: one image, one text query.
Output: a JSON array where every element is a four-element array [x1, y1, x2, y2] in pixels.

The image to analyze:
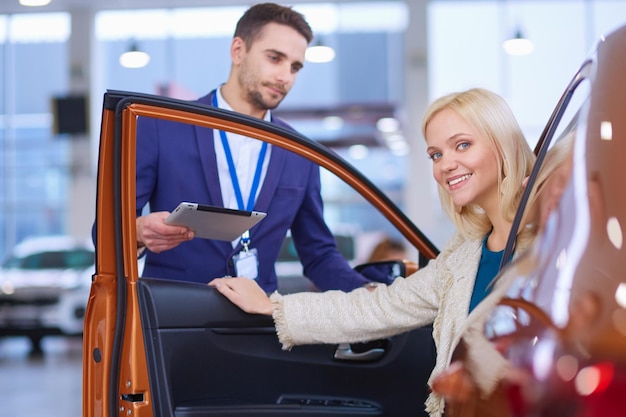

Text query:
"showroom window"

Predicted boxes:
[[1, 1, 626, 260], [0, 12, 71, 259]]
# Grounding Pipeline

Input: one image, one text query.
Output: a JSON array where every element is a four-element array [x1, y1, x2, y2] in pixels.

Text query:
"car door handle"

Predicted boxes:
[[333, 342, 386, 362]]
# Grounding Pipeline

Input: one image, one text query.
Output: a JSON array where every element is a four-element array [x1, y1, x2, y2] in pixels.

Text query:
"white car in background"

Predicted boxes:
[[0, 235, 94, 354]]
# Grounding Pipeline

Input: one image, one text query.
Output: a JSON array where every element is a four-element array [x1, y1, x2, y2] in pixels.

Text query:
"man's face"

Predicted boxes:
[[236, 22, 307, 111]]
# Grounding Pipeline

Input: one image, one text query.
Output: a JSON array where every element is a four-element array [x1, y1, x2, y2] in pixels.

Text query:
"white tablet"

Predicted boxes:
[[165, 202, 266, 241]]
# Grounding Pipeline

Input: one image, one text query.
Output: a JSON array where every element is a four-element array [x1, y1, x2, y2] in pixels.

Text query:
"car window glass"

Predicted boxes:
[[64, 249, 95, 268], [550, 80, 590, 148], [134, 112, 416, 290], [500, 73, 591, 270], [9, 249, 94, 270], [486, 76, 591, 340]]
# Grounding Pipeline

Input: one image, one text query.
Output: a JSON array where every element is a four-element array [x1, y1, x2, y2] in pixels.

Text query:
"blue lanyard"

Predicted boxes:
[[212, 93, 268, 212]]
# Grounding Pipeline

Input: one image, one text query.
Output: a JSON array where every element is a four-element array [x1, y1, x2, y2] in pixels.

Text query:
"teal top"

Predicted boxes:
[[468, 234, 504, 313]]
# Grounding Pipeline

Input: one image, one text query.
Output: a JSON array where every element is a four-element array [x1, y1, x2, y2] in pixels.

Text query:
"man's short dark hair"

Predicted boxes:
[[234, 3, 314, 49]]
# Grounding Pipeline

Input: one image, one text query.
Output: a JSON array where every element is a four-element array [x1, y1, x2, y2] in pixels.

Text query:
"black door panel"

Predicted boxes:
[[138, 278, 436, 417]]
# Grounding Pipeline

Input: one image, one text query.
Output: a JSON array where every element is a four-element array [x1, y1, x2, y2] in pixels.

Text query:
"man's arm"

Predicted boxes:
[[289, 164, 369, 291], [135, 117, 194, 254]]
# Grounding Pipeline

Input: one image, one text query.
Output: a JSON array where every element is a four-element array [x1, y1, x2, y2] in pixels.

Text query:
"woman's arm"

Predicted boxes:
[[210, 234, 464, 350]]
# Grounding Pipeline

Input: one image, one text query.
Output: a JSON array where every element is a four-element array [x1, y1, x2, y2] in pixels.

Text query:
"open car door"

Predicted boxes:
[[84, 91, 441, 417]]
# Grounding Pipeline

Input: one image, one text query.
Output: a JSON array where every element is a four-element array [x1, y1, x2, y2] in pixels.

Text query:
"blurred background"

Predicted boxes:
[[0, 1, 624, 414], [1, 0, 624, 261]]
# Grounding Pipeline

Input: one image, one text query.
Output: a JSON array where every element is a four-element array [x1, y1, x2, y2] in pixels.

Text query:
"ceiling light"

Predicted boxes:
[[322, 116, 344, 130], [389, 141, 409, 157], [384, 132, 409, 156], [305, 38, 336, 63], [376, 117, 400, 133], [503, 29, 534, 56], [19, 0, 51, 6], [348, 144, 368, 160], [119, 41, 150, 69]]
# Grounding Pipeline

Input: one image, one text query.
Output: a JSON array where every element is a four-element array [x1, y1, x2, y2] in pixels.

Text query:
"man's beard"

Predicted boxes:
[[247, 89, 280, 111], [246, 84, 285, 111]]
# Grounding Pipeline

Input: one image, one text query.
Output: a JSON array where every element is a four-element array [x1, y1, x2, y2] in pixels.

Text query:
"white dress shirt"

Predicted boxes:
[[213, 87, 272, 246]]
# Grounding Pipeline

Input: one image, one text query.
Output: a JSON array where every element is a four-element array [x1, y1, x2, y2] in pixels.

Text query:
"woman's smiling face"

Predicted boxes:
[[425, 108, 500, 212]]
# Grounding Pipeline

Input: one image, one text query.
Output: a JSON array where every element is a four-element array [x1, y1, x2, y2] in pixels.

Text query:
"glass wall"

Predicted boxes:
[[428, 0, 626, 148], [1, 1, 625, 260], [0, 13, 71, 259], [421, 0, 626, 247]]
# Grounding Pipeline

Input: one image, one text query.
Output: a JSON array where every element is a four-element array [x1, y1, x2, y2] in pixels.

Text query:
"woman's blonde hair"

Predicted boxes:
[[421, 88, 536, 246]]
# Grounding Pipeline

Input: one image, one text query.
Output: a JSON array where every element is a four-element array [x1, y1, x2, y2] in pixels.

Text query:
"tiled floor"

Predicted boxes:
[[0, 337, 82, 417]]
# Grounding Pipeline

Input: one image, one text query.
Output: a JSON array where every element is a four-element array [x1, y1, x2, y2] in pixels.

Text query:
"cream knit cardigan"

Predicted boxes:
[[269, 232, 484, 417]]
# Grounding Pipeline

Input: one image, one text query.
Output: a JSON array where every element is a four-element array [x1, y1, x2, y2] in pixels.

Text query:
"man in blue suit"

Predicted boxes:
[[135, 3, 369, 292]]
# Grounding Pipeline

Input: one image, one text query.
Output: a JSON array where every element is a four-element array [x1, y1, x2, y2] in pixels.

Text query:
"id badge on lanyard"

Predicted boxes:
[[213, 93, 263, 281], [233, 230, 259, 280]]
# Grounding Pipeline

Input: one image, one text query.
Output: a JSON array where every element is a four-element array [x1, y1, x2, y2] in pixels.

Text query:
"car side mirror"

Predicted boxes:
[[353, 260, 417, 285]]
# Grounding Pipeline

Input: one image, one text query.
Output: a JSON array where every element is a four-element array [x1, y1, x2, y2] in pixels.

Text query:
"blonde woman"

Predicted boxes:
[[431, 130, 576, 417]]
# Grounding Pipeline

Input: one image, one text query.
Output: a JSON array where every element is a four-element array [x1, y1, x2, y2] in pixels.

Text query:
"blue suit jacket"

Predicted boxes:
[[135, 90, 368, 292]]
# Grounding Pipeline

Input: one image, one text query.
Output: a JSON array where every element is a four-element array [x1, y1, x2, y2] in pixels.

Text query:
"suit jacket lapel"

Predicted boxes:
[[195, 125, 223, 206], [194, 91, 223, 206]]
